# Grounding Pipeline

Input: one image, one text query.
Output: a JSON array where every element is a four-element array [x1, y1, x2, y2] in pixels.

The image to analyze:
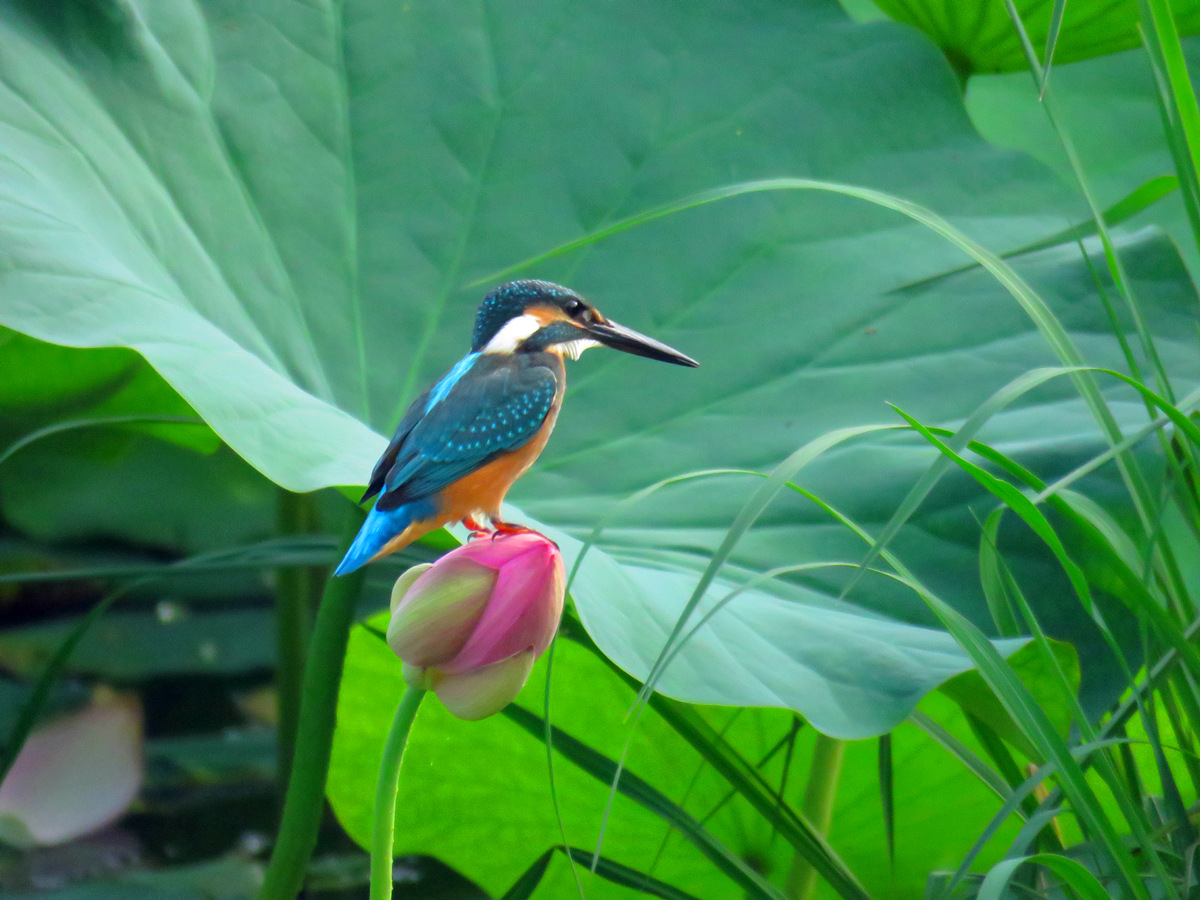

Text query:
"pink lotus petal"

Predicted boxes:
[[451, 531, 549, 570], [0, 694, 142, 847], [387, 557, 495, 666], [442, 537, 563, 674], [433, 651, 536, 721]]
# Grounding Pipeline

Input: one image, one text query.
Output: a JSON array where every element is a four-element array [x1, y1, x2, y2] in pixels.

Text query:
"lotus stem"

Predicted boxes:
[[370, 685, 426, 900], [258, 511, 366, 900], [785, 734, 846, 900]]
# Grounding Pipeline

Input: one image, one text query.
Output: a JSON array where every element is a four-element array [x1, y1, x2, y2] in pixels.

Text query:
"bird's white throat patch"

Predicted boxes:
[[483, 314, 542, 353], [556, 338, 600, 360]]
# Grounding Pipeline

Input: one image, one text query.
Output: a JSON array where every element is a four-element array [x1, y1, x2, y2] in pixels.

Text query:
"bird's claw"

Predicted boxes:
[[492, 520, 558, 548], [462, 515, 491, 542]]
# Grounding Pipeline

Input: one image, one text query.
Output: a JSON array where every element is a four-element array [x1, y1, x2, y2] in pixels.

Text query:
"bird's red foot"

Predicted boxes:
[[462, 515, 491, 541], [491, 519, 532, 534], [492, 520, 558, 547]]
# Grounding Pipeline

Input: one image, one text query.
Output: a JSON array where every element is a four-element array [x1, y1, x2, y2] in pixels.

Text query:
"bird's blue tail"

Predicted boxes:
[[334, 500, 432, 577]]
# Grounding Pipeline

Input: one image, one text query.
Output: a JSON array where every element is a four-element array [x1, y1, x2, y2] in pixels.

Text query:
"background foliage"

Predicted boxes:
[[0, 0, 1198, 897]]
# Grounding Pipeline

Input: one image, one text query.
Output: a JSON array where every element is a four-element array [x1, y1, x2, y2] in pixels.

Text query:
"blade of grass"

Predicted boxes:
[[890, 175, 1179, 295], [908, 711, 1016, 806], [635, 425, 900, 709], [0, 414, 206, 467], [0, 532, 352, 782], [892, 408, 1178, 897], [1139, 0, 1200, 195], [878, 734, 895, 869], [978, 509, 1023, 638], [501, 846, 704, 900], [1005, 0, 1177, 416], [843, 366, 1073, 601], [501, 704, 788, 900], [943, 739, 1130, 898], [1139, 0, 1200, 267], [480, 176, 1150, 521], [978, 854, 1111, 900], [560, 612, 868, 900], [1038, 0, 1068, 98], [0, 585, 124, 781]]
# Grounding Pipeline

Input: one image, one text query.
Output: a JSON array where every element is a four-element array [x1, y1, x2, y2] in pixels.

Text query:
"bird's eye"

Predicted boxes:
[[564, 298, 586, 318]]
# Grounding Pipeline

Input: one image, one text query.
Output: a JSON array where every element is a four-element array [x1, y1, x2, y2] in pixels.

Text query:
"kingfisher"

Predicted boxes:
[[335, 280, 698, 575]]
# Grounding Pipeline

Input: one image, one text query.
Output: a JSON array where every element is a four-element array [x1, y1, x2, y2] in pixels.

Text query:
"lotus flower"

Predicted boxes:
[[386, 531, 565, 720]]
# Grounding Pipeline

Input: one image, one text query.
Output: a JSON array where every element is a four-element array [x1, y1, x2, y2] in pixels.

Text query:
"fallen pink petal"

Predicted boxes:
[[0, 692, 143, 848]]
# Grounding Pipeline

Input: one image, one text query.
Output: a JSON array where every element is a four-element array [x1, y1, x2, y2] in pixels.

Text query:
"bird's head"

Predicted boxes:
[[470, 280, 698, 367]]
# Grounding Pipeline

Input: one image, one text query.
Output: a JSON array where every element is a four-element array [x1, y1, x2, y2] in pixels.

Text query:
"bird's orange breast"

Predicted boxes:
[[439, 392, 562, 520]]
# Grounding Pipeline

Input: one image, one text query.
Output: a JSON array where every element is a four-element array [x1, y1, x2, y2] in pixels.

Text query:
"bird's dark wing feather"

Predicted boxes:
[[359, 386, 432, 504], [374, 356, 558, 511]]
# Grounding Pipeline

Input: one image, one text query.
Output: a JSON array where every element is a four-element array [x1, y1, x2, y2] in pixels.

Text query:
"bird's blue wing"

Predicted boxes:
[[358, 385, 432, 504], [375, 355, 559, 511]]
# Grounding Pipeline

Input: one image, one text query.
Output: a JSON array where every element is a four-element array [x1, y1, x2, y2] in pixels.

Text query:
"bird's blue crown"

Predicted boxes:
[[471, 280, 577, 352]]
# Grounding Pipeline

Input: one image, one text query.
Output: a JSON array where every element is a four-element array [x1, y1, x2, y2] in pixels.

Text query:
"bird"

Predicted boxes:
[[334, 280, 698, 576]]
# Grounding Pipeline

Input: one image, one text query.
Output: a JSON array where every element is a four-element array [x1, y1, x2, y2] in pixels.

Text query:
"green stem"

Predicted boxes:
[[370, 685, 426, 900], [275, 490, 320, 788], [784, 735, 846, 900], [258, 511, 366, 900]]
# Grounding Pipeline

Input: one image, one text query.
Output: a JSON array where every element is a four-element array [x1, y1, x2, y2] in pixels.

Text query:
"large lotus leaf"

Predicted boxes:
[[867, 0, 1200, 75], [547, 520, 1028, 738], [0, 330, 218, 453], [328, 616, 1022, 899], [1, 0, 1197, 734], [967, 39, 1200, 276]]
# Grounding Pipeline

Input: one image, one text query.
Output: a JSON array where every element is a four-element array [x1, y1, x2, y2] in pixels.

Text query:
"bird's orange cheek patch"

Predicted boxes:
[[529, 305, 571, 326]]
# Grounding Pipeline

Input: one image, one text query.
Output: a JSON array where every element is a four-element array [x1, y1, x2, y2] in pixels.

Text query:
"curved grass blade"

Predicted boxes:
[[1140, 0, 1200, 260], [891, 175, 1179, 294], [1006, 0, 1178, 422], [636, 424, 900, 707], [500, 704, 788, 900], [907, 711, 1015, 807], [978, 854, 1110, 900], [1038, 385, 1200, 503], [564, 468, 751, 593], [501, 845, 703, 900], [479, 176, 1139, 469], [849, 365, 1200, 608], [1140, 0, 1200, 198], [559, 614, 868, 900], [0, 585, 124, 781], [0, 531, 349, 781], [979, 509, 1022, 638], [892, 408, 1179, 899], [1038, 0, 1068, 99], [0, 414, 206, 467], [539, 638, 587, 900], [842, 366, 1073, 601], [878, 734, 894, 869]]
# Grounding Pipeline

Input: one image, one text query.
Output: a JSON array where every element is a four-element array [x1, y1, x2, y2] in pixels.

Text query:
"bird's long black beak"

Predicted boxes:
[[587, 319, 699, 367]]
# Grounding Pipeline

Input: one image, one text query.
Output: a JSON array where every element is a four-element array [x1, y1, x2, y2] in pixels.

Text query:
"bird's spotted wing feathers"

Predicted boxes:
[[373, 356, 558, 511]]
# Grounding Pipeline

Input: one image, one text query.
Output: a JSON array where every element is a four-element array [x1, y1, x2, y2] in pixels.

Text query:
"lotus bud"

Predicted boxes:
[[386, 532, 565, 720]]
